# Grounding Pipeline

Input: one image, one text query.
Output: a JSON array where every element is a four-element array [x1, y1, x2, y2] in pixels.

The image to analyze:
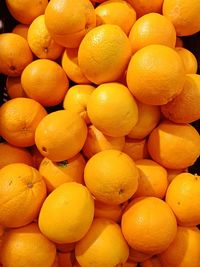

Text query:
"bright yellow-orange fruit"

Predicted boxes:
[[0, 33, 33, 76], [63, 84, 95, 124], [87, 83, 138, 137], [121, 197, 177, 254], [175, 47, 198, 74], [147, 120, 200, 169], [12, 24, 29, 39], [27, 15, 63, 60], [94, 200, 123, 222], [0, 223, 56, 267], [84, 150, 139, 205], [161, 74, 200, 123], [162, 0, 200, 36], [35, 110, 87, 162], [78, 25, 132, 84], [166, 173, 200, 226], [39, 153, 85, 192], [126, 0, 164, 17], [6, 76, 26, 99], [95, 0, 136, 35], [129, 13, 176, 53], [127, 44, 185, 105], [0, 98, 47, 147], [75, 218, 129, 267], [39, 182, 94, 244], [123, 137, 149, 161], [159, 226, 200, 267], [45, 0, 96, 47], [0, 163, 46, 228], [83, 125, 125, 159]]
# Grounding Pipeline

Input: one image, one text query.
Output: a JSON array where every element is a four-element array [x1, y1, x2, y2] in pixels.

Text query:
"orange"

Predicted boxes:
[[28, 15, 63, 60], [121, 197, 177, 254], [5, 0, 48, 24], [141, 256, 162, 267], [166, 173, 200, 226], [167, 168, 187, 183], [0, 163, 46, 228], [84, 149, 139, 205], [162, 0, 200, 36], [35, 110, 87, 162], [134, 159, 168, 199], [175, 47, 198, 74], [0, 98, 47, 147], [161, 74, 200, 123], [147, 120, 200, 169], [45, 0, 96, 48], [0, 142, 33, 169], [63, 84, 95, 124], [95, 0, 136, 35], [87, 83, 138, 137], [175, 37, 184, 47], [0, 33, 33, 76], [122, 261, 137, 267], [159, 226, 200, 267], [21, 59, 69, 107], [129, 248, 152, 263], [55, 242, 76, 253], [122, 137, 149, 161], [128, 101, 161, 139], [57, 252, 76, 267], [78, 24, 132, 84], [39, 153, 85, 193], [83, 125, 125, 159], [39, 182, 94, 243], [62, 48, 91, 84], [6, 76, 26, 99], [126, 44, 185, 105], [12, 24, 29, 39], [75, 218, 129, 267], [30, 145, 44, 169], [126, 0, 164, 17], [94, 200, 123, 222], [0, 223, 56, 267], [129, 13, 176, 53]]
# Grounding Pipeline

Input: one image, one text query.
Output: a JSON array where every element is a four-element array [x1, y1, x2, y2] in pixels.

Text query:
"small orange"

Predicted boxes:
[[162, 0, 200, 36], [147, 120, 200, 169], [126, 0, 164, 17], [83, 125, 125, 159], [27, 15, 63, 60], [21, 59, 69, 107], [166, 173, 200, 226], [95, 0, 136, 35], [39, 153, 86, 193], [12, 24, 29, 39], [129, 247, 152, 263], [167, 168, 187, 184], [0, 98, 47, 147], [161, 74, 200, 123], [129, 13, 176, 53], [78, 24, 132, 84], [0, 163, 46, 228], [134, 159, 168, 199], [62, 48, 91, 84], [141, 256, 162, 267], [122, 137, 149, 161], [0, 142, 33, 169], [35, 110, 87, 162], [63, 84, 95, 124], [39, 182, 94, 243], [84, 149, 139, 205], [0, 33, 33, 76], [94, 200, 123, 222], [121, 197, 177, 254], [87, 83, 138, 137], [128, 101, 161, 139], [175, 47, 198, 74], [6, 76, 26, 99], [45, 0, 96, 47], [30, 145, 44, 169], [5, 0, 48, 24], [75, 218, 129, 267], [159, 226, 200, 267], [0, 223, 56, 267], [126, 44, 185, 105]]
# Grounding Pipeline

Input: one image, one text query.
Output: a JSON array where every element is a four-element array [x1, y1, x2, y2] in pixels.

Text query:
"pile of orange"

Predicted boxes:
[[0, 0, 200, 266]]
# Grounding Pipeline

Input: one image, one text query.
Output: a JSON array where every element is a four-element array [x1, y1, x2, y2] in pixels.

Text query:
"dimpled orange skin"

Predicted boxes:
[[126, 44, 185, 105], [45, 0, 96, 48], [35, 110, 87, 162], [87, 83, 138, 137], [78, 24, 132, 84], [147, 120, 200, 169]]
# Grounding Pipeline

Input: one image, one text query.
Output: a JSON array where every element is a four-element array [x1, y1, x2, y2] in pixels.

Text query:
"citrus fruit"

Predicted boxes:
[[94, 200, 123, 222], [175, 47, 198, 74], [6, 76, 26, 99], [127, 0, 164, 17], [122, 137, 149, 161], [12, 24, 29, 39]]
